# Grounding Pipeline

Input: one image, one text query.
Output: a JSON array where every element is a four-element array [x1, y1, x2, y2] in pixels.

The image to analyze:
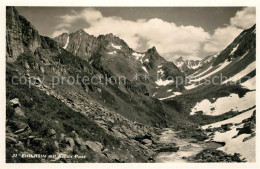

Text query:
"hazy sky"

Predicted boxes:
[[16, 7, 256, 61]]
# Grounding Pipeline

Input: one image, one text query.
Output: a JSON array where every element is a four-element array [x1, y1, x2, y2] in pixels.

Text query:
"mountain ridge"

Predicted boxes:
[[173, 53, 218, 75]]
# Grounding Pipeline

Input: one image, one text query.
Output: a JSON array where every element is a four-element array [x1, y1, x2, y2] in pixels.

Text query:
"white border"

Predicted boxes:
[[0, 0, 259, 169]]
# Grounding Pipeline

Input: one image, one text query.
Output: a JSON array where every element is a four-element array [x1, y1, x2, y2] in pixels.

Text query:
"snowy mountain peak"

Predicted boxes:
[[174, 54, 217, 74]]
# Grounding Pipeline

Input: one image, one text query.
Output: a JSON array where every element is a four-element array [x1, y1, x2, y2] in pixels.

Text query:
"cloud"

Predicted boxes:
[[53, 7, 256, 60], [203, 26, 242, 53], [203, 7, 255, 53], [53, 8, 210, 61], [230, 7, 256, 29], [59, 8, 103, 24]]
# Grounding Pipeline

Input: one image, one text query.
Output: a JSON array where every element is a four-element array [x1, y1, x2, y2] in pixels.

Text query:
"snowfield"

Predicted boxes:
[[190, 91, 255, 116], [222, 61, 255, 84], [242, 76, 256, 90], [213, 127, 255, 162], [202, 108, 255, 129], [190, 60, 231, 82]]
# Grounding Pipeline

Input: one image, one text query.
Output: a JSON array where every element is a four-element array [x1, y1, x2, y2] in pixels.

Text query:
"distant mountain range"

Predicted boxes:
[[173, 53, 219, 75]]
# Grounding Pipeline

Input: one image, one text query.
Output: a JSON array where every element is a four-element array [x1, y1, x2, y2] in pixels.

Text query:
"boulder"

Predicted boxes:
[[85, 141, 103, 153], [237, 125, 253, 136], [142, 139, 153, 146], [59, 133, 66, 142], [10, 98, 21, 108], [65, 137, 75, 148], [14, 107, 26, 118], [48, 129, 56, 139], [221, 123, 233, 131]]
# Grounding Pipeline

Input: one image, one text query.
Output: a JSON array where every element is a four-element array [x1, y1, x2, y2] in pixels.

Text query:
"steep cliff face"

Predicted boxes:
[[6, 7, 41, 62], [6, 7, 61, 63]]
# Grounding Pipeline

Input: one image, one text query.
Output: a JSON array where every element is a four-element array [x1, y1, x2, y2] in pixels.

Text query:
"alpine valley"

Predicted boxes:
[[6, 7, 256, 163]]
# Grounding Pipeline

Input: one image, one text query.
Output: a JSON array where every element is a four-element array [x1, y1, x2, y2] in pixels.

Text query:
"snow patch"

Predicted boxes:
[[63, 36, 69, 49], [144, 58, 149, 62], [167, 89, 173, 92], [108, 51, 117, 55], [157, 69, 164, 75], [155, 79, 174, 86], [152, 92, 157, 97], [158, 92, 182, 100], [111, 43, 122, 50], [184, 84, 200, 90], [190, 91, 255, 116], [212, 126, 255, 162], [230, 44, 239, 55], [142, 66, 148, 73], [132, 52, 145, 63]]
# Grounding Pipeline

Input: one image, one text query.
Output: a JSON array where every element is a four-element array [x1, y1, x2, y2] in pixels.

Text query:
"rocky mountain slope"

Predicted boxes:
[[54, 29, 185, 87], [6, 6, 256, 163], [54, 27, 186, 108]]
